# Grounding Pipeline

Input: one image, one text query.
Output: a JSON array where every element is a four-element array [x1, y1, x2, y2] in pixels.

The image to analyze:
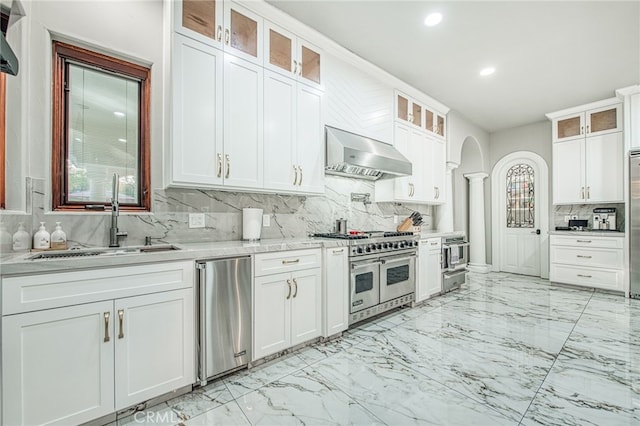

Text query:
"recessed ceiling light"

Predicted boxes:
[[118, 138, 127, 143], [113, 111, 125, 117], [480, 67, 496, 76], [424, 13, 442, 27]]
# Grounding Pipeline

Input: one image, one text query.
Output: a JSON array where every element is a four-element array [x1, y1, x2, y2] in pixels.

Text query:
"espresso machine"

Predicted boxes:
[[592, 207, 616, 231]]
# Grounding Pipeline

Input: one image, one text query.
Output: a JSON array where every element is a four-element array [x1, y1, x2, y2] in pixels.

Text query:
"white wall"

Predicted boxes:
[[5, 0, 166, 211]]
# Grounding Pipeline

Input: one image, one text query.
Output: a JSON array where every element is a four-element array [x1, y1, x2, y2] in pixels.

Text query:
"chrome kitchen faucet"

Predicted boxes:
[[109, 172, 128, 247]]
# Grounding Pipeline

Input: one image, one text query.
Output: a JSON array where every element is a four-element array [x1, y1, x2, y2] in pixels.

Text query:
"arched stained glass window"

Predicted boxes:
[[506, 164, 534, 228]]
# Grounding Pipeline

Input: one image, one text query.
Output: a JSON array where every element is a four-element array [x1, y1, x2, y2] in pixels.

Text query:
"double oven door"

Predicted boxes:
[[350, 251, 416, 314]]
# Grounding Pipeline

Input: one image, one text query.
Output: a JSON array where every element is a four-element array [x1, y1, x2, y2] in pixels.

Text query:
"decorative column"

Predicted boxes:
[[464, 172, 490, 273], [436, 161, 459, 233]]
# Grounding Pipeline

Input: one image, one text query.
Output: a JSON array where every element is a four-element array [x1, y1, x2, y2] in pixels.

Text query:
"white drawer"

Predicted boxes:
[[550, 246, 623, 268], [550, 264, 624, 292], [2, 261, 194, 315], [421, 238, 442, 251], [254, 249, 321, 277], [550, 235, 623, 249]]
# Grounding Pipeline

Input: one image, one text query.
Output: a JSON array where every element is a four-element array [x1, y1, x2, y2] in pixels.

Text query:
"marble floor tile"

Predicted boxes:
[[117, 271, 639, 426], [235, 367, 384, 425]]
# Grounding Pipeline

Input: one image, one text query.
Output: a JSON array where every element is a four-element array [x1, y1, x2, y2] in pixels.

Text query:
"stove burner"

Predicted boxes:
[[311, 233, 368, 240], [312, 231, 414, 239]]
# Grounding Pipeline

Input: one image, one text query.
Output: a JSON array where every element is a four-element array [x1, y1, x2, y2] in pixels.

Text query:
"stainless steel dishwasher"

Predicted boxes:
[[196, 257, 251, 385]]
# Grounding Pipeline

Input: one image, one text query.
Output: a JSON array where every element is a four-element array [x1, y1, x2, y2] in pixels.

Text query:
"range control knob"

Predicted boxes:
[[393, 242, 399, 249], [376, 243, 382, 249], [365, 245, 371, 252], [399, 241, 406, 248], [357, 246, 364, 254]]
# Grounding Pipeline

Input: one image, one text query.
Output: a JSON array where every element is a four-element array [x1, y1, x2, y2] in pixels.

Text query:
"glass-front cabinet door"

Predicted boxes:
[[176, 0, 224, 48], [553, 113, 584, 142], [224, 2, 263, 64], [265, 23, 294, 76], [299, 42, 321, 87], [586, 104, 622, 137], [397, 94, 409, 122]]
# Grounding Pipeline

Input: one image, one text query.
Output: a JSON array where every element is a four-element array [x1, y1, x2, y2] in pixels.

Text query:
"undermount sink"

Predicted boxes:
[[27, 244, 181, 260]]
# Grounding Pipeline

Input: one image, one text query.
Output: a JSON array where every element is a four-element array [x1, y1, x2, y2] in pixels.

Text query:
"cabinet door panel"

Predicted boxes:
[[114, 289, 194, 410], [296, 83, 325, 193], [172, 35, 223, 186], [431, 138, 446, 203], [223, 53, 264, 189], [291, 268, 322, 346], [267, 26, 293, 74], [176, 0, 223, 49], [224, 3, 262, 64], [264, 71, 296, 191], [586, 104, 622, 136], [554, 114, 584, 142], [300, 44, 321, 86], [397, 94, 409, 121], [323, 248, 348, 337], [552, 139, 585, 204], [254, 273, 291, 360], [2, 301, 114, 426], [391, 124, 414, 201], [585, 132, 624, 202]]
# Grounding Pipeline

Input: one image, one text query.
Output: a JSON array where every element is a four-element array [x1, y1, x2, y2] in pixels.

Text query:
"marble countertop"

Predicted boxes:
[[0, 237, 349, 276], [419, 230, 465, 240], [548, 230, 625, 237]]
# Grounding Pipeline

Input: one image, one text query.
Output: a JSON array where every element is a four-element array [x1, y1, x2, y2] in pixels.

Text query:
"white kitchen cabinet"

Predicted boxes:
[[1, 262, 195, 426], [223, 52, 264, 189], [551, 103, 622, 143], [552, 131, 623, 204], [2, 301, 115, 426], [171, 34, 224, 187], [263, 70, 324, 194], [416, 238, 442, 302], [264, 21, 322, 89], [322, 246, 349, 337], [253, 249, 322, 360], [550, 234, 624, 291], [376, 123, 445, 204], [396, 91, 446, 139], [174, 1, 262, 65]]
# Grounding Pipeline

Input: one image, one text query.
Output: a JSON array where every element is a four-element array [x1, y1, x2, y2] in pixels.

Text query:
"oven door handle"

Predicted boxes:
[[443, 268, 468, 278], [443, 242, 469, 248], [380, 254, 416, 264], [351, 260, 382, 269]]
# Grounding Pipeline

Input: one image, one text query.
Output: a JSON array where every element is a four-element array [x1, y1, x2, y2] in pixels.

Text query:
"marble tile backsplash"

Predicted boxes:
[[0, 177, 433, 251], [553, 203, 625, 231]]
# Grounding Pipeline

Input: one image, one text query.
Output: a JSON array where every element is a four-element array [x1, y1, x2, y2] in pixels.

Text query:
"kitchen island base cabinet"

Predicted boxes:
[[416, 237, 442, 302], [1, 262, 195, 426], [253, 249, 322, 361]]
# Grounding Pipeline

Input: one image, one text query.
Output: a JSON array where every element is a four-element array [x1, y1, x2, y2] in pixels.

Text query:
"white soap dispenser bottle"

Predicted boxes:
[[12, 222, 30, 251], [51, 222, 68, 250], [33, 222, 51, 250]]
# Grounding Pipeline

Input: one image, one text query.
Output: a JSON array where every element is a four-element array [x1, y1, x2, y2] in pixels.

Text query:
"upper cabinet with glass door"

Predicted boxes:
[[174, 1, 263, 65], [395, 91, 446, 139], [264, 21, 322, 89], [551, 101, 622, 143]]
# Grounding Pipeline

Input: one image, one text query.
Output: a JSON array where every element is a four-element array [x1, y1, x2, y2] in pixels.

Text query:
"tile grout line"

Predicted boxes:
[[516, 287, 595, 425]]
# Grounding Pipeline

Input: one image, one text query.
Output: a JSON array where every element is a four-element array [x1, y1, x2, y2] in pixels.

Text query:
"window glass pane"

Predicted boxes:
[[67, 64, 139, 204], [506, 164, 534, 228]]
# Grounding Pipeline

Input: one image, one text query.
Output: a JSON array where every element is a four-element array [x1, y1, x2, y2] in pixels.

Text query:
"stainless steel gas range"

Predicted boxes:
[[314, 231, 418, 325]]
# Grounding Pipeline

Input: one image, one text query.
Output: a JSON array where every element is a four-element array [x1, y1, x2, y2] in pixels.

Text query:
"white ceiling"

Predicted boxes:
[[265, 0, 640, 133]]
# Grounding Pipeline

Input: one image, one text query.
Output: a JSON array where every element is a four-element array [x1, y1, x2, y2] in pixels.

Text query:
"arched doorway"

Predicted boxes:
[[491, 151, 549, 278]]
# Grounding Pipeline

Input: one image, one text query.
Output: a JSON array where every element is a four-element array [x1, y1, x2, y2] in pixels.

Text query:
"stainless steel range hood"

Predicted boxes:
[[325, 126, 412, 180], [0, 32, 19, 75]]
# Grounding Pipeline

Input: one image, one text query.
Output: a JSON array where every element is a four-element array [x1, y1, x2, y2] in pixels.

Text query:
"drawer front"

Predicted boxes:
[[550, 235, 623, 249], [2, 261, 194, 315], [254, 249, 321, 276], [550, 264, 624, 292], [550, 246, 623, 268], [421, 238, 442, 252]]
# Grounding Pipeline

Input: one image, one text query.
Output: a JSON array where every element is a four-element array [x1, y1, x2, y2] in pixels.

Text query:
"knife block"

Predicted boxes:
[[397, 217, 413, 232]]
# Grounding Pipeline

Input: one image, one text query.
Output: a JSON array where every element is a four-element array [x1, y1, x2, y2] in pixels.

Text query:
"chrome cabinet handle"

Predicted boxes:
[[217, 153, 223, 178], [292, 278, 298, 298], [577, 274, 592, 278], [293, 60, 298, 74], [298, 62, 302, 76], [577, 255, 592, 259], [216, 25, 222, 42], [225, 154, 230, 179], [104, 312, 111, 343], [332, 248, 345, 254], [586, 125, 590, 134], [298, 166, 303, 186], [292, 165, 298, 185], [431, 242, 439, 246], [118, 309, 124, 339], [587, 186, 590, 199], [282, 259, 300, 264], [581, 187, 585, 200], [580, 125, 584, 135], [225, 28, 230, 45], [286, 279, 292, 299], [576, 240, 592, 243]]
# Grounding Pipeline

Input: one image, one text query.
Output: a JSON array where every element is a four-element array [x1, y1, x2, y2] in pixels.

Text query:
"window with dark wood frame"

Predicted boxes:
[[52, 41, 151, 211]]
